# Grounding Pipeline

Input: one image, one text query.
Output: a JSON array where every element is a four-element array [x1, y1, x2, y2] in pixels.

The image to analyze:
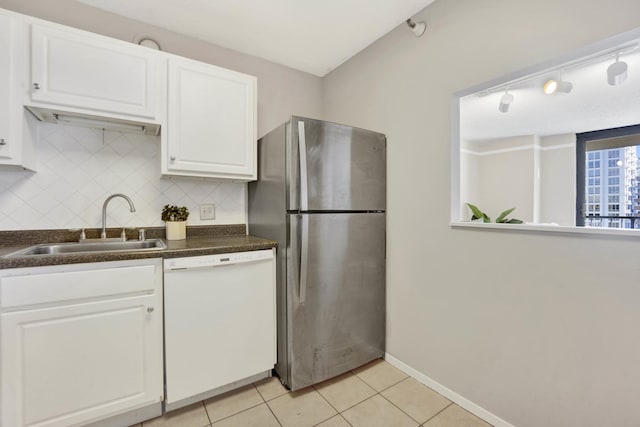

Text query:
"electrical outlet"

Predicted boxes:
[[199, 204, 215, 220]]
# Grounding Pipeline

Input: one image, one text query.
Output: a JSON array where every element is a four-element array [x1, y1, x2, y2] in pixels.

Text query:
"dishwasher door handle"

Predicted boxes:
[[166, 262, 237, 272], [165, 255, 272, 272]]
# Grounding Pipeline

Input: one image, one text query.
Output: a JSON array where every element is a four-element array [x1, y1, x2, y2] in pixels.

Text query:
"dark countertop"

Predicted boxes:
[[0, 225, 277, 270]]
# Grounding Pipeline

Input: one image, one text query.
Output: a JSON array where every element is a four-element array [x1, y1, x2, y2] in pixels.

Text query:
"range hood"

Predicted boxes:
[[25, 106, 161, 136]]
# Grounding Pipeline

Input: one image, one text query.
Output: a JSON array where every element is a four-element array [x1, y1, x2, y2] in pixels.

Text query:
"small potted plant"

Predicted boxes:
[[466, 203, 523, 224], [162, 204, 189, 240]]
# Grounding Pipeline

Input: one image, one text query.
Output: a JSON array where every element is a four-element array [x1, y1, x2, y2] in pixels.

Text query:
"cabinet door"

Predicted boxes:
[[30, 23, 160, 120], [164, 57, 257, 180], [0, 295, 163, 427], [0, 10, 18, 163]]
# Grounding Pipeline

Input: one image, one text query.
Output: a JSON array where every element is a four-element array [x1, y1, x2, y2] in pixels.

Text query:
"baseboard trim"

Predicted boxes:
[[384, 353, 514, 427]]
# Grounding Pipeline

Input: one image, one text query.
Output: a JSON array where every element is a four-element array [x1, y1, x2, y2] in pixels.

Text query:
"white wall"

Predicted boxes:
[[540, 134, 576, 226], [323, 1, 640, 426], [459, 146, 479, 220], [463, 136, 536, 223], [463, 134, 576, 226]]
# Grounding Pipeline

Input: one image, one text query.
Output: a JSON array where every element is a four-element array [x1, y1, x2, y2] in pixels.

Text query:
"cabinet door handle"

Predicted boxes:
[[33, 82, 40, 90], [170, 156, 176, 161], [147, 307, 155, 313], [0, 139, 6, 146]]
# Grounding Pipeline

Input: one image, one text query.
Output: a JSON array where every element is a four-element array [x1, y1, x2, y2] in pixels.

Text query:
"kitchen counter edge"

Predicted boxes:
[[0, 235, 277, 270]]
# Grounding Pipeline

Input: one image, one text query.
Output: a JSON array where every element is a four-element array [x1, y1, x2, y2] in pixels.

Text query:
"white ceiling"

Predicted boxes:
[[74, 0, 435, 77], [460, 39, 640, 142]]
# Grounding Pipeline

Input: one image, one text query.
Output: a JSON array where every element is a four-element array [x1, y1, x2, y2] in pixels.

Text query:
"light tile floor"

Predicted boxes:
[[134, 359, 492, 427]]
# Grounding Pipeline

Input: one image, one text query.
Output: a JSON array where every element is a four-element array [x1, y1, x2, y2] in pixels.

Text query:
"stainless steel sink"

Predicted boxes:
[[4, 239, 167, 258]]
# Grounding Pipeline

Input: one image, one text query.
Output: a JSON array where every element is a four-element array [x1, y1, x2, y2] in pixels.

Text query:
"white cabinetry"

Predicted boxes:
[[0, 259, 163, 427], [0, 7, 258, 179], [164, 249, 275, 408], [0, 9, 36, 170], [163, 57, 257, 180], [28, 22, 162, 123]]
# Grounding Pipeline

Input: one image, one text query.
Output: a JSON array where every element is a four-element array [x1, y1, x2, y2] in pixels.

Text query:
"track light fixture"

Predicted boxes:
[[478, 43, 636, 114], [498, 91, 513, 113], [607, 53, 628, 86], [406, 19, 426, 37], [543, 78, 573, 94]]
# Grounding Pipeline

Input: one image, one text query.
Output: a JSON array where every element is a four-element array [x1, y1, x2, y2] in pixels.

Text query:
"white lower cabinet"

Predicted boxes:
[[0, 248, 275, 425], [0, 259, 163, 427]]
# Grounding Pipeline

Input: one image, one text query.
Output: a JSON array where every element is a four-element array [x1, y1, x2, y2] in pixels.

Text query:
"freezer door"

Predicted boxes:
[[286, 212, 385, 390], [288, 117, 386, 211]]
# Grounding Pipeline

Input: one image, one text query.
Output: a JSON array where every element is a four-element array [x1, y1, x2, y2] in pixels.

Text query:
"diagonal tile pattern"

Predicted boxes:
[[139, 360, 493, 427], [0, 122, 245, 230]]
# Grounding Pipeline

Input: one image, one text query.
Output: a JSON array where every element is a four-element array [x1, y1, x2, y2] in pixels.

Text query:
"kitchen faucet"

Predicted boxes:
[[101, 193, 136, 239]]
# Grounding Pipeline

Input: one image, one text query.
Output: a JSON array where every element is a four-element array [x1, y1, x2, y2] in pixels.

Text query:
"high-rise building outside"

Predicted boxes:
[[585, 146, 639, 228]]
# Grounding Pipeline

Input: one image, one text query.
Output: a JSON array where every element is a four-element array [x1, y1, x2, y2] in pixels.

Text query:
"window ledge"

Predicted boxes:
[[450, 221, 640, 238]]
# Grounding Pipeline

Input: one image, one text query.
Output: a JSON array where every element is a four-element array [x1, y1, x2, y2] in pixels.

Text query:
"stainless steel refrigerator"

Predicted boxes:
[[248, 116, 386, 391]]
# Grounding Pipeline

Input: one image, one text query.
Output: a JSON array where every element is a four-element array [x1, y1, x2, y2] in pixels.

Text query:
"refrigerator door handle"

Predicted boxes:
[[299, 214, 309, 304], [298, 121, 309, 211]]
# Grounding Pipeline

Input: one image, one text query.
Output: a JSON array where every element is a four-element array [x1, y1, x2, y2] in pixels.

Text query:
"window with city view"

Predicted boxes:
[[577, 125, 640, 229]]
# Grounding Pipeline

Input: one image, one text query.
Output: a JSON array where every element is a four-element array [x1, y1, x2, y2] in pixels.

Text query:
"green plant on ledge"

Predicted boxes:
[[161, 204, 190, 222], [466, 203, 523, 224]]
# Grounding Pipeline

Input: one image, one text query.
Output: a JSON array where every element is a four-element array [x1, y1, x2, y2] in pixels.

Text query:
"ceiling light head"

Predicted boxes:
[[498, 91, 514, 113], [557, 80, 573, 93], [608, 54, 628, 86], [543, 78, 572, 94], [406, 19, 426, 37], [543, 79, 558, 94]]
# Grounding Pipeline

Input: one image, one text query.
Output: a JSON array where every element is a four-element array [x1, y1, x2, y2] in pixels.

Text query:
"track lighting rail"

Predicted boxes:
[[477, 42, 638, 97]]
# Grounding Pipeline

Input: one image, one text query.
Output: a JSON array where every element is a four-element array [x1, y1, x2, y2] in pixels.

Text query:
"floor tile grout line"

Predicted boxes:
[[310, 384, 342, 426], [317, 387, 378, 416], [446, 402, 494, 427], [374, 375, 411, 394], [256, 378, 290, 403], [377, 390, 440, 426], [253, 383, 268, 404], [337, 392, 381, 418], [379, 375, 457, 425], [349, 361, 410, 393], [201, 400, 213, 425], [421, 401, 454, 426], [337, 412, 355, 427], [264, 400, 284, 427], [205, 400, 265, 425]]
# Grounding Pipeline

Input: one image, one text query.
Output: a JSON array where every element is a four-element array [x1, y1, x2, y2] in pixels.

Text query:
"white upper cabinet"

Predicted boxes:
[[29, 22, 162, 122], [0, 7, 259, 180], [0, 10, 14, 160], [163, 57, 257, 181], [0, 9, 36, 170]]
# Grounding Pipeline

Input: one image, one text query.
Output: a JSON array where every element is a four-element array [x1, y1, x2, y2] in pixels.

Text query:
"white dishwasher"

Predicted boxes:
[[163, 249, 276, 410]]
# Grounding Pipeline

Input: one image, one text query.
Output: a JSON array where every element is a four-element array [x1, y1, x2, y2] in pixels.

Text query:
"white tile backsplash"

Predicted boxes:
[[0, 122, 246, 230]]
